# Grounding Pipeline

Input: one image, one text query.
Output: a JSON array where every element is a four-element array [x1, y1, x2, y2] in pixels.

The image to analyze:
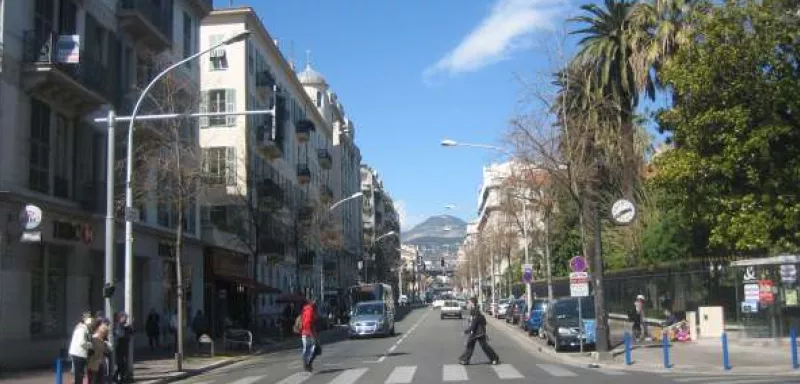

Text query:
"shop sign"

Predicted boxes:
[[744, 283, 760, 302], [759, 280, 774, 304], [780, 264, 797, 283], [19, 204, 43, 243], [212, 251, 248, 278]]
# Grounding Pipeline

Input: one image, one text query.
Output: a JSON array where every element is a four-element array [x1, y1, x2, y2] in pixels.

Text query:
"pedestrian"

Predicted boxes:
[[634, 294, 650, 341], [113, 311, 133, 383], [87, 321, 111, 384], [458, 297, 500, 366], [68, 312, 94, 384], [296, 299, 318, 372], [145, 308, 160, 351]]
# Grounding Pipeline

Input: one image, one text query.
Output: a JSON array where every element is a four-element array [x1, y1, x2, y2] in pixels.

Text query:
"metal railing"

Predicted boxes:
[[119, 0, 173, 41]]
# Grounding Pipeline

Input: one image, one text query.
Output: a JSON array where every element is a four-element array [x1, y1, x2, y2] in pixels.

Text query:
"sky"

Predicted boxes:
[[215, 0, 667, 231]]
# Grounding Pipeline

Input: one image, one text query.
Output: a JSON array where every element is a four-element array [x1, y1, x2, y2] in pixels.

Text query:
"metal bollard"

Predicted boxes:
[[624, 331, 633, 365], [792, 328, 799, 370], [55, 357, 63, 384], [662, 331, 671, 369], [722, 332, 732, 370]]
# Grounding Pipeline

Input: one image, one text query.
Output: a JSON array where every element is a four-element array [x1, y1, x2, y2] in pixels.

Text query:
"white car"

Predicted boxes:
[[432, 299, 445, 308], [440, 301, 462, 319]]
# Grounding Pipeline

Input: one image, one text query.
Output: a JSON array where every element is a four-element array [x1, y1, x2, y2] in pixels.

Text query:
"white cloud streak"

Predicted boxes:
[[424, 0, 567, 79]]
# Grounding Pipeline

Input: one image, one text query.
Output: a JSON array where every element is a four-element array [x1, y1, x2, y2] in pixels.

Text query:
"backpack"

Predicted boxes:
[[292, 314, 303, 334]]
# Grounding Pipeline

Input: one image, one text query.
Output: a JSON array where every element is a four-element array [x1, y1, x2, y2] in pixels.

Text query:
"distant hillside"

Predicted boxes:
[[403, 215, 467, 246]]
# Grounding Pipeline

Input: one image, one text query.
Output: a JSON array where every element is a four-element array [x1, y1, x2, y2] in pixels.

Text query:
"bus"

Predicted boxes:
[[346, 283, 394, 320]]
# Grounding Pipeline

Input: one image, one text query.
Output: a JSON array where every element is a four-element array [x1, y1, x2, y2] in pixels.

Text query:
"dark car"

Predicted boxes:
[[523, 299, 549, 336], [542, 296, 596, 352]]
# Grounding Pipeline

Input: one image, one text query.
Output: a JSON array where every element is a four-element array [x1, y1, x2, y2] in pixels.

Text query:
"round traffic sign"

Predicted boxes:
[[611, 199, 636, 225], [570, 256, 587, 272]]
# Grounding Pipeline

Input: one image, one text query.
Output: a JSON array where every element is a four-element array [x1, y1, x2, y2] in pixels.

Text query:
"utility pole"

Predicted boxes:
[[522, 199, 531, 312], [103, 109, 116, 372]]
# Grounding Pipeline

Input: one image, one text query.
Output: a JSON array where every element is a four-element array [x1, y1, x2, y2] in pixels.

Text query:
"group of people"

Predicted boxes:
[[144, 308, 210, 351], [68, 311, 133, 384]]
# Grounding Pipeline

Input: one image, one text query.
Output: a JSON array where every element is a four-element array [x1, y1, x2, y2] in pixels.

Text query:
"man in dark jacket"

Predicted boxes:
[[459, 297, 500, 365]]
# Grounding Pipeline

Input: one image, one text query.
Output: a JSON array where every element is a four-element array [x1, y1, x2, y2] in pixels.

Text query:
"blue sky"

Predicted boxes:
[[216, 0, 666, 231]]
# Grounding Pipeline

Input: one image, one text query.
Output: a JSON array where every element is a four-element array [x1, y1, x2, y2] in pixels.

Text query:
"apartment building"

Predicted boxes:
[[199, 7, 363, 324], [360, 164, 400, 285], [0, 0, 212, 368], [296, 62, 363, 299]]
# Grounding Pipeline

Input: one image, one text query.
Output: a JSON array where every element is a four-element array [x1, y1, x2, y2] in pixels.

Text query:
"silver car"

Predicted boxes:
[[348, 300, 395, 338]]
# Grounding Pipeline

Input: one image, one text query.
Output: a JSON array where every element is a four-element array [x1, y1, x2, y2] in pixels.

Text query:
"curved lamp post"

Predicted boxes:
[[320, 192, 364, 302]]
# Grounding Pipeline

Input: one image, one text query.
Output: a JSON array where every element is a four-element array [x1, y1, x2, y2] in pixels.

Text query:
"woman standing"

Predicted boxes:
[[87, 322, 111, 384]]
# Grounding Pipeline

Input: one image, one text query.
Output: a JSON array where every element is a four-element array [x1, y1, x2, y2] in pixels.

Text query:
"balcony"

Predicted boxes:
[[186, 0, 214, 15], [257, 178, 285, 209], [296, 119, 315, 142], [317, 149, 332, 170], [254, 116, 283, 160], [256, 70, 275, 88], [118, 0, 172, 52], [320, 186, 334, 204], [21, 31, 117, 115], [297, 164, 311, 185]]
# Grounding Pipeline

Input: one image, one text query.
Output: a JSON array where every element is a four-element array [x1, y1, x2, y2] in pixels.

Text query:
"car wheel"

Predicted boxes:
[[554, 337, 563, 352], [390, 326, 396, 336], [440, 315, 444, 320]]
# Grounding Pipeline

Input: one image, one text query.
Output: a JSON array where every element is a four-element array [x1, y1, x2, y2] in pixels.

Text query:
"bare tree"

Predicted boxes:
[[127, 64, 203, 370]]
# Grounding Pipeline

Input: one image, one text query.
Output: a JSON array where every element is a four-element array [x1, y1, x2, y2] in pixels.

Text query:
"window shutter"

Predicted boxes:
[[226, 147, 236, 185], [200, 148, 209, 174], [226, 88, 236, 126], [209, 34, 223, 58], [199, 91, 209, 127]]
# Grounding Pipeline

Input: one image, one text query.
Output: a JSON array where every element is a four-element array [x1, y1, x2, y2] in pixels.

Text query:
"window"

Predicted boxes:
[[29, 99, 50, 193], [182, 13, 193, 67], [201, 89, 236, 127], [209, 34, 227, 70], [316, 91, 322, 107], [202, 147, 236, 185], [30, 244, 68, 338], [53, 114, 71, 199]]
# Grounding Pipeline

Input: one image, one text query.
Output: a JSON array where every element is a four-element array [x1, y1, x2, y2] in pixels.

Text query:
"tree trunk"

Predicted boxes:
[[175, 206, 185, 371]]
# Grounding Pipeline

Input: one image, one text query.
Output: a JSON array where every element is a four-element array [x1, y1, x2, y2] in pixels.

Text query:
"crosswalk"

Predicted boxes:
[[663, 374, 800, 384], [187, 362, 630, 384]]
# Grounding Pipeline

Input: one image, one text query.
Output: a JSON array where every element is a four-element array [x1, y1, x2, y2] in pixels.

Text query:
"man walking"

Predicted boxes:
[[298, 299, 318, 372], [459, 297, 500, 365]]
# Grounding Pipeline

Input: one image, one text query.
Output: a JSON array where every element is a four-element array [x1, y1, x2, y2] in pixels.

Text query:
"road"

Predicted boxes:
[[173, 307, 800, 384]]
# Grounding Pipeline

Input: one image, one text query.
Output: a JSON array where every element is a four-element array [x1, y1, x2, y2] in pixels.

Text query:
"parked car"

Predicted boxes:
[[542, 296, 595, 352], [440, 300, 463, 319], [348, 300, 395, 338], [495, 299, 511, 319], [523, 299, 549, 336]]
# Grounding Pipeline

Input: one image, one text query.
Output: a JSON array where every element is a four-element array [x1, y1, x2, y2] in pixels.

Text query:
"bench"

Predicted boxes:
[[223, 329, 253, 352]]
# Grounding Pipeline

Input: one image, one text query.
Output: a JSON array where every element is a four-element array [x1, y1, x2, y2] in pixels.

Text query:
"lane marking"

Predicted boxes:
[[364, 309, 429, 364], [537, 363, 578, 377], [227, 376, 267, 384], [596, 369, 627, 375], [328, 368, 368, 384], [384, 365, 417, 384], [274, 372, 312, 384], [287, 361, 302, 369], [491, 364, 524, 379], [442, 364, 469, 381]]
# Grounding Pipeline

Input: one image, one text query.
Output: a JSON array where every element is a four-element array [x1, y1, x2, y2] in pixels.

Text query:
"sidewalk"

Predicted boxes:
[[0, 328, 336, 384], [488, 314, 800, 376]]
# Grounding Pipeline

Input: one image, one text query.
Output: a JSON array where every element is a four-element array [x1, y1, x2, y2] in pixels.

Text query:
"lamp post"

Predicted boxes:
[[97, 30, 251, 373], [322, 192, 363, 303]]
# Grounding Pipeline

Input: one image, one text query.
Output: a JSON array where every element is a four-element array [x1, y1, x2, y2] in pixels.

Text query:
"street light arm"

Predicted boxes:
[[328, 192, 363, 213], [440, 139, 512, 156]]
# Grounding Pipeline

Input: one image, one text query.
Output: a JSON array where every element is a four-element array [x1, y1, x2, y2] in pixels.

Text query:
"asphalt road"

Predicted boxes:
[[173, 307, 800, 383]]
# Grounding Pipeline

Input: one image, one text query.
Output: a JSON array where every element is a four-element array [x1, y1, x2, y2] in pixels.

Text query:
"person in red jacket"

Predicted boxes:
[[300, 299, 318, 372]]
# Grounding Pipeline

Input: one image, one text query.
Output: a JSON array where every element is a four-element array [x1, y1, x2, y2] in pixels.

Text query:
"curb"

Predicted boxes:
[[487, 315, 800, 377]]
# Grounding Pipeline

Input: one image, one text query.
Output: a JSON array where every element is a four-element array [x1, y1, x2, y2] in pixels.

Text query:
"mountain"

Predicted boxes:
[[403, 215, 467, 245]]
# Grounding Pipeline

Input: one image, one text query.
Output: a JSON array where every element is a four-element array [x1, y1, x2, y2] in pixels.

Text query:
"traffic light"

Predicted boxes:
[[103, 282, 116, 298]]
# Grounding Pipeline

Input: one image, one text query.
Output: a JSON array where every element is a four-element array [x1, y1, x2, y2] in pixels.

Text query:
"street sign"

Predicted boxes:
[[611, 199, 636, 225], [744, 283, 759, 302], [780, 264, 797, 283], [569, 256, 587, 273], [570, 271, 590, 297], [522, 264, 533, 284]]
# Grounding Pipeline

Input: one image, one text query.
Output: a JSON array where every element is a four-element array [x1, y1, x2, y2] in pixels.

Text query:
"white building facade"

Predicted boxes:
[[0, 0, 212, 368]]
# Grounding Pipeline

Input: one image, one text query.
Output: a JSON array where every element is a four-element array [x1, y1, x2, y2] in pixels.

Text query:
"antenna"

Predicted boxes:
[[289, 40, 295, 70]]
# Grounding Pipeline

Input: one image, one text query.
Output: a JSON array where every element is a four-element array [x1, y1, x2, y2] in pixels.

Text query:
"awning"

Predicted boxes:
[[215, 275, 282, 294], [731, 254, 800, 267]]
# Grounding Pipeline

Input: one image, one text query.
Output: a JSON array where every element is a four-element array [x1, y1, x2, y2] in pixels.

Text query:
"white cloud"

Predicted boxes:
[[424, 0, 566, 79]]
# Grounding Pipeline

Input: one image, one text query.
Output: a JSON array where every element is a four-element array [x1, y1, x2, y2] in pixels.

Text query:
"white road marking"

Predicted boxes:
[[227, 376, 266, 384], [384, 365, 417, 384], [491, 364, 524, 379], [673, 378, 778, 384], [442, 364, 469, 381], [714, 379, 791, 384], [537, 364, 578, 377], [328, 368, 368, 384], [287, 361, 302, 369], [274, 372, 312, 384], [596, 369, 627, 375], [365, 310, 429, 363]]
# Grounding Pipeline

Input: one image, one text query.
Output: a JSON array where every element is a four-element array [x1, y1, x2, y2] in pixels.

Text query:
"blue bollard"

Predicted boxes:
[[55, 357, 63, 384], [662, 331, 671, 369], [791, 328, 798, 370], [624, 331, 633, 365], [722, 332, 732, 370]]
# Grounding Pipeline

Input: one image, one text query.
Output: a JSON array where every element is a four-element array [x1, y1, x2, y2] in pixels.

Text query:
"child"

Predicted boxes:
[[87, 321, 111, 384]]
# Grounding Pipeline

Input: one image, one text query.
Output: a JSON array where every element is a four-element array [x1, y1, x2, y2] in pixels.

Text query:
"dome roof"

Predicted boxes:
[[297, 63, 327, 86]]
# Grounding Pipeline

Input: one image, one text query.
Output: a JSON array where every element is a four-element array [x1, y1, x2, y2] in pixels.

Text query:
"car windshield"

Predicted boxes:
[[444, 301, 459, 307], [355, 303, 384, 316], [554, 298, 594, 319]]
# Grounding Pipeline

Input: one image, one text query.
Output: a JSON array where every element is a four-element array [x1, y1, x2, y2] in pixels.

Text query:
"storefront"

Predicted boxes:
[[731, 255, 800, 338], [204, 247, 267, 336]]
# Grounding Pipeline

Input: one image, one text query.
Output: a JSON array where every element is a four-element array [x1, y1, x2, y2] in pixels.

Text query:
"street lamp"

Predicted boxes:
[[115, 29, 250, 372], [321, 192, 364, 303], [440, 138, 512, 155]]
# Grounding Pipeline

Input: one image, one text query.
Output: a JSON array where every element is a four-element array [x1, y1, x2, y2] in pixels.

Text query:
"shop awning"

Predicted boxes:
[[215, 275, 282, 294], [731, 254, 800, 267]]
